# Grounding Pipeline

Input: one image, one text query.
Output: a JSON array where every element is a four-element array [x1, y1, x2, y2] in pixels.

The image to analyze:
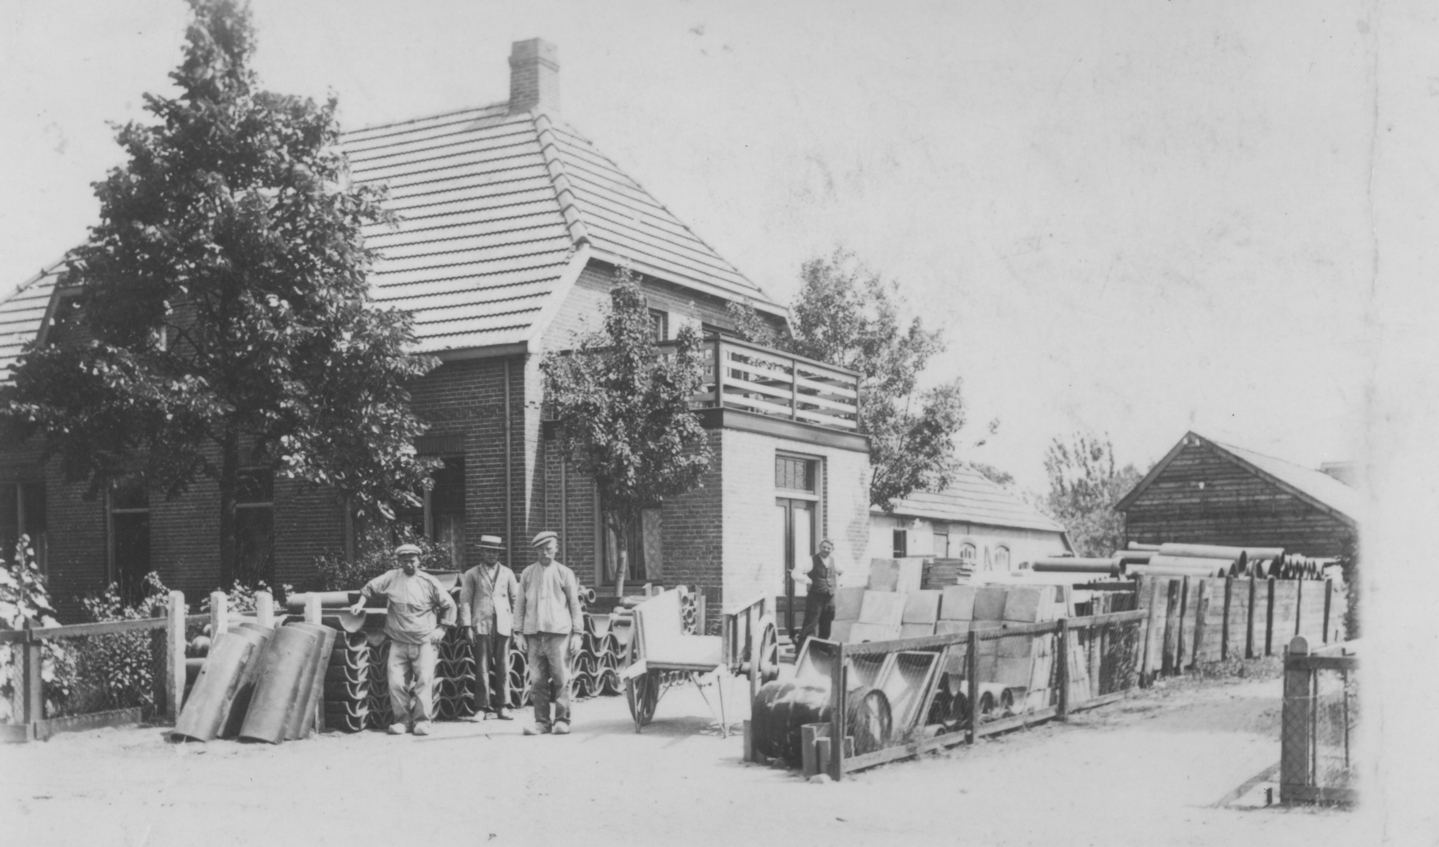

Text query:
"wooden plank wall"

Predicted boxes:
[[1123, 442, 1356, 558]]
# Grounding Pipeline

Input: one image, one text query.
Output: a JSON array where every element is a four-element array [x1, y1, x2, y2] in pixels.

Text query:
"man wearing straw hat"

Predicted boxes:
[[459, 534, 519, 720], [513, 530, 583, 736], [349, 543, 456, 736]]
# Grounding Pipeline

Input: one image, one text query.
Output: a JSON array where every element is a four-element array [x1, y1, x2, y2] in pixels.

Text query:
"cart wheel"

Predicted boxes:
[[625, 669, 659, 730]]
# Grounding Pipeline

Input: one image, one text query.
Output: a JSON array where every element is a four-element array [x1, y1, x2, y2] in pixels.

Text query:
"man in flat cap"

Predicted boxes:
[[513, 530, 583, 735], [350, 542, 456, 736], [459, 534, 519, 720]]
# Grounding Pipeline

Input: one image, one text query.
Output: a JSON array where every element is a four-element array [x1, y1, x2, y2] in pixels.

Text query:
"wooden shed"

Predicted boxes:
[[1116, 432, 1361, 558]]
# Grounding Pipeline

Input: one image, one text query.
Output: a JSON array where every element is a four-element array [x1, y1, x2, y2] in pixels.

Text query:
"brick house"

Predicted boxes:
[[0, 39, 871, 620], [1116, 431, 1362, 558]]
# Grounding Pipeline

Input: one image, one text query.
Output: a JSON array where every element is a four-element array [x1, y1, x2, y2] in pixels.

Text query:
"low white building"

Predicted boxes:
[[868, 467, 1072, 576]]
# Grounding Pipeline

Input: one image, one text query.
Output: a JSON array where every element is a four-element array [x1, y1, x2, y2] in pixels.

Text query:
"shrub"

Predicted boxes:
[[0, 536, 72, 722], [61, 571, 173, 719], [312, 522, 452, 593]]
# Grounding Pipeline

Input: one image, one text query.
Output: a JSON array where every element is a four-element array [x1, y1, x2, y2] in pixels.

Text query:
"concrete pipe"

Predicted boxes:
[[1033, 560, 1115, 575], [1125, 564, 1225, 579], [283, 623, 333, 741], [1112, 551, 1155, 564], [285, 591, 360, 614], [1148, 555, 1236, 571], [1157, 543, 1284, 562], [238, 623, 325, 744], [172, 624, 272, 742], [1127, 542, 1163, 551]]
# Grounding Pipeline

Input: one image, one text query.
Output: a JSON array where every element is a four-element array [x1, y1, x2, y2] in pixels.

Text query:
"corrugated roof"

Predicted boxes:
[[0, 260, 64, 377], [1208, 437, 1364, 524], [344, 104, 780, 354], [879, 466, 1069, 534]]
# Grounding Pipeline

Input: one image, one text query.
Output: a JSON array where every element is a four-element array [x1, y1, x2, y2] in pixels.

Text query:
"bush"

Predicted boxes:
[[59, 571, 173, 719], [312, 522, 452, 592], [0, 536, 72, 722]]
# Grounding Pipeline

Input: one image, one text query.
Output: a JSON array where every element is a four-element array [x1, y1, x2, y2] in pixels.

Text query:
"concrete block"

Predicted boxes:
[[935, 620, 971, 635], [972, 586, 1008, 621], [900, 623, 935, 639], [859, 591, 906, 626], [997, 635, 1035, 658], [833, 587, 865, 621], [845, 622, 902, 643], [867, 559, 900, 592], [996, 657, 1032, 687], [1003, 585, 1056, 623], [939, 585, 976, 621], [895, 559, 925, 594], [902, 590, 943, 624], [829, 620, 855, 644]]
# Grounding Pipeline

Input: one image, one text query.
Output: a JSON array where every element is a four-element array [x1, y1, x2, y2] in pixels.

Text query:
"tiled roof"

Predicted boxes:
[[0, 260, 64, 376], [879, 466, 1069, 535], [344, 104, 780, 354]]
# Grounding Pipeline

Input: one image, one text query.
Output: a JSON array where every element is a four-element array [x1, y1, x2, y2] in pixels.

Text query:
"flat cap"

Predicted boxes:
[[531, 530, 559, 548], [394, 543, 423, 556], [478, 535, 504, 550]]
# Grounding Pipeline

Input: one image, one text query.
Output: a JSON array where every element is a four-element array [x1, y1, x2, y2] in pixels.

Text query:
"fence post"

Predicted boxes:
[[1140, 577, 1158, 685], [829, 642, 845, 781], [165, 590, 186, 722], [1191, 579, 1210, 667], [1176, 578, 1190, 672], [1056, 618, 1070, 719], [1295, 578, 1304, 638], [965, 634, 979, 744], [1161, 579, 1180, 676], [210, 591, 228, 643], [255, 591, 274, 628], [22, 619, 43, 726], [304, 594, 322, 626], [1246, 577, 1258, 658], [1280, 636, 1314, 797], [1220, 577, 1232, 661], [1265, 577, 1277, 656], [1322, 579, 1333, 643]]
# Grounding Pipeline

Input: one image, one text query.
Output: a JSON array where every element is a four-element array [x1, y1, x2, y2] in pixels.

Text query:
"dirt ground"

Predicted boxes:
[[1, 672, 1377, 847]]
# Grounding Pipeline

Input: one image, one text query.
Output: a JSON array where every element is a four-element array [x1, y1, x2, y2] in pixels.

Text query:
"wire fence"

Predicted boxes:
[[1281, 636, 1358, 803]]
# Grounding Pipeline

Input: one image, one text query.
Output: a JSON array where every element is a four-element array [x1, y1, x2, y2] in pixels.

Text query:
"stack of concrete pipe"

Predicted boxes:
[[1117, 542, 1315, 579], [324, 632, 371, 732]]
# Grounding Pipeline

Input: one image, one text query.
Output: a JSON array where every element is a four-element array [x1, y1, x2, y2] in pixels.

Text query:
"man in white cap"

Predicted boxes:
[[459, 534, 519, 720], [513, 530, 583, 735], [349, 542, 456, 736]]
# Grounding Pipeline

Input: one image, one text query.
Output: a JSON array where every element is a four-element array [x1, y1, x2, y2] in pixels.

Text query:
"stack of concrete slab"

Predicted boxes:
[[850, 590, 906, 642], [867, 558, 925, 593], [900, 590, 942, 638]]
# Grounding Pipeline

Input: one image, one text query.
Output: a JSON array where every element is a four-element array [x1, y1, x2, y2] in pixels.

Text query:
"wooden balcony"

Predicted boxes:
[[690, 336, 861, 434]]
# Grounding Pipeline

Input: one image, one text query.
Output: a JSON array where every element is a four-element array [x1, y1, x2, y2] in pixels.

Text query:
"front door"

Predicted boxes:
[[776, 498, 815, 637]]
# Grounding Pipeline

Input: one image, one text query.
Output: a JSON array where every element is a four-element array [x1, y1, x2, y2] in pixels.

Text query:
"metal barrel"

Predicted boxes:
[[172, 624, 272, 742], [238, 624, 325, 744]]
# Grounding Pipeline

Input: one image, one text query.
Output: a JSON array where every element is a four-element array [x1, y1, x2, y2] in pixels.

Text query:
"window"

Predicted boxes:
[[994, 545, 1011, 572], [933, 531, 949, 558], [0, 481, 45, 570], [602, 507, 660, 585], [775, 456, 816, 493], [892, 529, 908, 559], [958, 541, 977, 563], [109, 478, 150, 605], [235, 469, 274, 586], [775, 454, 821, 636], [648, 308, 668, 342], [397, 456, 466, 569]]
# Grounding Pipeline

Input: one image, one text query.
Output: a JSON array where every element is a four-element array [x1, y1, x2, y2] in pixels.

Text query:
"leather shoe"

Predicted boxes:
[[387, 724, 408, 735], [552, 722, 570, 735], [496, 709, 513, 721], [523, 723, 551, 736]]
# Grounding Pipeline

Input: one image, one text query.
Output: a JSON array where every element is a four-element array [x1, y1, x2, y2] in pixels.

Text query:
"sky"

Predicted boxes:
[[0, 0, 1382, 495]]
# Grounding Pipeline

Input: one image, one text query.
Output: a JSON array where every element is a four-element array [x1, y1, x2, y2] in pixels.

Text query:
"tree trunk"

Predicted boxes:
[[609, 511, 629, 599], [218, 427, 240, 587]]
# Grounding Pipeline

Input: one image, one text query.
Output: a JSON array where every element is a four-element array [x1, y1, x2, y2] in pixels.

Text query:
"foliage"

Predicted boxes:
[[0, 0, 438, 587], [1335, 530, 1359, 639], [542, 267, 712, 590], [1041, 432, 1143, 558], [312, 522, 452, 592], [199, 578, 293, 615], [64, 571, 173, 719], [971, 462, 1015, 489], [0, 536, 72, 722], [730, 249, 969, 509]]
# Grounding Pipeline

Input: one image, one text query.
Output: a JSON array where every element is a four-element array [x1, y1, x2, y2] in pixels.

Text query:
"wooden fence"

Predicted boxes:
[[1, 591, 201, 743], [1136, 575, 1342, 679]]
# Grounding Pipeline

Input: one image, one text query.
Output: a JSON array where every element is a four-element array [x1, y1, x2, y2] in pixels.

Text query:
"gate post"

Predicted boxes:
[[1280, 636, 1314, 799], [164, 590, 187, 723]]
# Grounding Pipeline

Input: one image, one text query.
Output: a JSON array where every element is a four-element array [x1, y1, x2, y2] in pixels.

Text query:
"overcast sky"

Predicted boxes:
[[0, 0, 1382, 493]]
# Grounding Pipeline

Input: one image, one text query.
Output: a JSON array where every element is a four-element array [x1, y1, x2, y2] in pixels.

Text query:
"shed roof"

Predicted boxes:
[[878, 466, 1069, 535], [1115, 431, 1363, 525], [0, 261, 64, 377]]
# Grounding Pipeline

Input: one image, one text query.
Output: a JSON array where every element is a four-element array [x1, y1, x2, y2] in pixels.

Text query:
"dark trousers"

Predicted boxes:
[[473, 630, 511, 713], [526, 633, 572, 728], [801, 590, 835, 643]]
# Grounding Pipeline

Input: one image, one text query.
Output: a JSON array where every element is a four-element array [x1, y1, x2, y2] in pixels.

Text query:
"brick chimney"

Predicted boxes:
[[508, 38, 559, 114]]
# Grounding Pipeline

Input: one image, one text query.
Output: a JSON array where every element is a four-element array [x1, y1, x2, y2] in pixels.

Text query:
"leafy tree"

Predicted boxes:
[[0, 0, 437, 586], [1041, 432, 1143, 557], [971, 462, 1015, 489], [729, 249, 968, 509], [0, 536, 71, 721], [542, 268, 712, 594], [1335, 530, 1359, 638]]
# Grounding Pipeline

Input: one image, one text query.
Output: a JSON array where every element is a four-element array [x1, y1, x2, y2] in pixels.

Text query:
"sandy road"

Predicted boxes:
[[1, 674, 1374, 847]]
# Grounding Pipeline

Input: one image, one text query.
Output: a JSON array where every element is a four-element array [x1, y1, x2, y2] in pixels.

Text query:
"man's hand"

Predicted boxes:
[[466, 626, 478, 645], [429, 627, 448, 644], [348, 600, 366, 617], [568, 633, 582, 661], [514, 634, 526, 654]]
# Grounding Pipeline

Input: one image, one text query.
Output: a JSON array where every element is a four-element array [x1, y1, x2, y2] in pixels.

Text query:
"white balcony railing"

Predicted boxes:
[[690, 336, 861, 432]]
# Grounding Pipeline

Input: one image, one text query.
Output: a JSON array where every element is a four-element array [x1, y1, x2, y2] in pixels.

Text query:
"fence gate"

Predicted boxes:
[[1281, 635, 1358, 803]]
